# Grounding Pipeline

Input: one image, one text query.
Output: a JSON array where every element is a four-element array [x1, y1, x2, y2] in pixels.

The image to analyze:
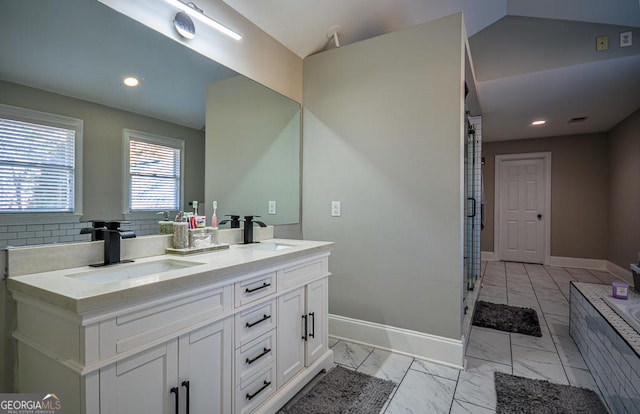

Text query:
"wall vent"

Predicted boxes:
[[569, 116, 589, 123]]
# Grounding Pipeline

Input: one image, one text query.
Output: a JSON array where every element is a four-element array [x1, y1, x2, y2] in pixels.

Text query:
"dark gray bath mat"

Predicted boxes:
[[495, 372, 607, 414], [280, 365, 395, 414], [473, 300, 542, 337]]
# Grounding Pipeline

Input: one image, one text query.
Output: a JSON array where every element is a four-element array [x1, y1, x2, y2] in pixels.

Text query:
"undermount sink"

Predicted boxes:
[[251, 242, 294, 251], [67, 259, 204, 284]]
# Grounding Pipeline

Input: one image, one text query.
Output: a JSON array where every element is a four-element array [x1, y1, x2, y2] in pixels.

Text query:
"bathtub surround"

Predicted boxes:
[[570, 282, 640, 414]]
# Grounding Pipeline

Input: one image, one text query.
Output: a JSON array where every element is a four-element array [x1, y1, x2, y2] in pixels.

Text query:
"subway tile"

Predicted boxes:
[[7, 225, 26, 232], [43, 224, 59, 230], [34, 231, 52, 238], [0, 233, 18, 240], [7, 239, 26, 246], [26, 224, 43, 231], [59, 235, 74, 243], [27, 238, 44, 245], [51, 230, 67, 237], [0, 226, 7, 233], [59, 223, 75, 230]]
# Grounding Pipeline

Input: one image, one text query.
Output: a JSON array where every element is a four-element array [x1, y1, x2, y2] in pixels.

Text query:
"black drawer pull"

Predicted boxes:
[[246, 347, 271, 365], [246, 380, 271, 401], [181, 381, 190, 414], [170, 387, 179, 414], [245, 282, 271, 294], [246, 314, 271, 328], [309, 312, 315, 338], [302, 314, 308, 341]]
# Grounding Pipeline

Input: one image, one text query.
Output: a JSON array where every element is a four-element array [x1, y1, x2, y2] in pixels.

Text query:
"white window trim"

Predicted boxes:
[[123, 129, 184, 216], [0, 104, 83, 225]]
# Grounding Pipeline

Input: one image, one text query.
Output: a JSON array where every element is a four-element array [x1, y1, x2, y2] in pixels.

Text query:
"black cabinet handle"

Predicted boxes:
[[309, 312, 315, 339], [246, 380, 271, 401], [245, 282, 271, 294], [302, 314, 308, 341], [181, 381, 190, 414], [170, 387, 179, 414], [246, 314, 271, 328], [246, 347, 271, 365]]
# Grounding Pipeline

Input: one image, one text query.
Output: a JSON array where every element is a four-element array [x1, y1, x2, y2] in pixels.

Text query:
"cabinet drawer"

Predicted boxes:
[[235, 271, 277, 307], [100, 285, 232, 356], [235, 330, 276, 387], [235, 363, 276, 414], [278, 257, 328, 290], [235, 300, 277, 347]]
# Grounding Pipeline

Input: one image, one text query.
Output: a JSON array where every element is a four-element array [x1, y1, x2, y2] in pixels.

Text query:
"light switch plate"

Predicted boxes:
[[331, 201, 341, 217], [620, 31, 632, 47], [268, 200, 276, 215]]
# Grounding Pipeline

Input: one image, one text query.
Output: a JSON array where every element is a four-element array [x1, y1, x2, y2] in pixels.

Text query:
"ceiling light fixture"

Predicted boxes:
[[530, 120, 546, 126], [123, 77, 140, 87], [164, 0, 242, 41]]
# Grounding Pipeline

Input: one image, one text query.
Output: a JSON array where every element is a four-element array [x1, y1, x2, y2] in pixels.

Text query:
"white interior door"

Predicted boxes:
[[498, 158, 546, 263]]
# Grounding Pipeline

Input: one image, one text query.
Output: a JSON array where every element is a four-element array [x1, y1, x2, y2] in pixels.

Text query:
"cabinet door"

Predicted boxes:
[[179, 318, 232, 414], [305, 278, 327, 366], [277, 287, 305, 387], [100, 341, 178, 414]]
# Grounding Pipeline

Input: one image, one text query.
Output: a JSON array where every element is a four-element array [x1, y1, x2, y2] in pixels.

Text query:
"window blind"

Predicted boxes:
[[129, 138, 181, 211], [0, 118, 75, 212]]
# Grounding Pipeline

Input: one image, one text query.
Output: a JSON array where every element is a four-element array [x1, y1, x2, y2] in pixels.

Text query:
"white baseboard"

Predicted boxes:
[[606, 261, 634, 285], [328, 314, 464, 369], [546, 256, 607, 270], [481, 251, 496, 261]]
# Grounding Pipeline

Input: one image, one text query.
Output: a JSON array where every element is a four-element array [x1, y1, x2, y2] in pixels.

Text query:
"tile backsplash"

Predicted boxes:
[[0, 218, 160, 248]]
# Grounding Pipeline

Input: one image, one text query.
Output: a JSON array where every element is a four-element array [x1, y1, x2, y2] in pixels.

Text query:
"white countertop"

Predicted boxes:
[[7, 239, 333, 315]]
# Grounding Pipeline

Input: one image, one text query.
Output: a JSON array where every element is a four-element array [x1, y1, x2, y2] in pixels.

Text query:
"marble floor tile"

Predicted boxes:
[[479, 285, 507, 298], [358, 349, 413, 383], [331, 340, 373, 369], [538, 298, 570, 317], [466, 328, 511, 366], [385, 369, 456, 414], [450, 399, 496, 414], [589, 270, 621, 285], [564, 366, 600, 394], [512, 344, 562, 365], [410, 359, 460, 381], [507, 291, 540, 309], [530, 278, 559, 290], [512, 359, 568, 384], [328, 337, 339, 348], [533, 286, 567, 302], [552, 334, 588, 369], [507, 283, 535, 296], [505, 262, 527, 276], [454, 357, 510, 411], [478, 294, 508, 305], [482, 276, 506, 288], [511, 328, 556, 353], [543, 313, 570, 336]]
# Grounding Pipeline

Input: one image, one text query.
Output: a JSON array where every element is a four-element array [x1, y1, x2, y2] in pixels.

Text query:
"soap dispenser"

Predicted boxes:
[[157, 211, 174, 234]]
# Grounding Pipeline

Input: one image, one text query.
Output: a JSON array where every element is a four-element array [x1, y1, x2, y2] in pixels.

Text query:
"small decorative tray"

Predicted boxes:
[[166, 243, 229, 255]]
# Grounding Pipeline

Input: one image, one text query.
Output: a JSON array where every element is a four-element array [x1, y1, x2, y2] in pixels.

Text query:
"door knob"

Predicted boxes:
[[537, 214, 542, 220]]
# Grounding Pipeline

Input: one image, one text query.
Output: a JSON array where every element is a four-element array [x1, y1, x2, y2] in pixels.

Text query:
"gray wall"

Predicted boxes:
[[608, 109, 640, 269], [0, 80, 206, 392], [302, 14, 466, 340], [481, 133, 609, 259]]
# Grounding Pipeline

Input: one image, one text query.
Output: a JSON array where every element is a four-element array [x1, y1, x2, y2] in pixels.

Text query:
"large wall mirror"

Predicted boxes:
[[0, 0, 300, 227]]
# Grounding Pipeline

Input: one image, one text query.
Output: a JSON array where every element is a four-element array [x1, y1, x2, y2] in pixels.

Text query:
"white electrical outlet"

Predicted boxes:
[[331, 201, 341, 217], [268, 200, 276, 215]]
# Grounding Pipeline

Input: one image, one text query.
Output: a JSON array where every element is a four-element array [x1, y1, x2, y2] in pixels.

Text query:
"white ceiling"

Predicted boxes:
[[223, 0, 640, 141], [1, 0, 639, 141]]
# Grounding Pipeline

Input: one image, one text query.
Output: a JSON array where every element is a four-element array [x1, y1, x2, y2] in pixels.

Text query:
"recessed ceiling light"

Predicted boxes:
[[123, 77, 140, 87], [531, 120, 546, 126]]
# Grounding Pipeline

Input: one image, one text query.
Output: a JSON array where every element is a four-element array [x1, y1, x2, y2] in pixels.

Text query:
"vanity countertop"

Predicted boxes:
[[7, 239, 333, 315]]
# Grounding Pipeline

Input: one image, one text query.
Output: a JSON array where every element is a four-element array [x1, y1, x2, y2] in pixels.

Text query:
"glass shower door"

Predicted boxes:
[[463, 117, 482, 308]]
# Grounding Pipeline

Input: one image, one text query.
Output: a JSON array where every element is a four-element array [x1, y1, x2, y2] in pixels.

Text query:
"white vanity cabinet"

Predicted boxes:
[[100, 318, 232, 414], [10, 243, 333, 414]]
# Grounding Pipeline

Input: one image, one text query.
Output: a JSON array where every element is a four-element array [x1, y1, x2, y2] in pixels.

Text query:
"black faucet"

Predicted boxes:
[[219, 215, 241, 228], [243, 215, 267, 244], [83, 220, 136, 267]]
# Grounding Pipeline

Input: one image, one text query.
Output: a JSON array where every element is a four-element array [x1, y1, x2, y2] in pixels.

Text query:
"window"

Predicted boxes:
[[124, 129, 183, 212], [0, 104, 82, 214]]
